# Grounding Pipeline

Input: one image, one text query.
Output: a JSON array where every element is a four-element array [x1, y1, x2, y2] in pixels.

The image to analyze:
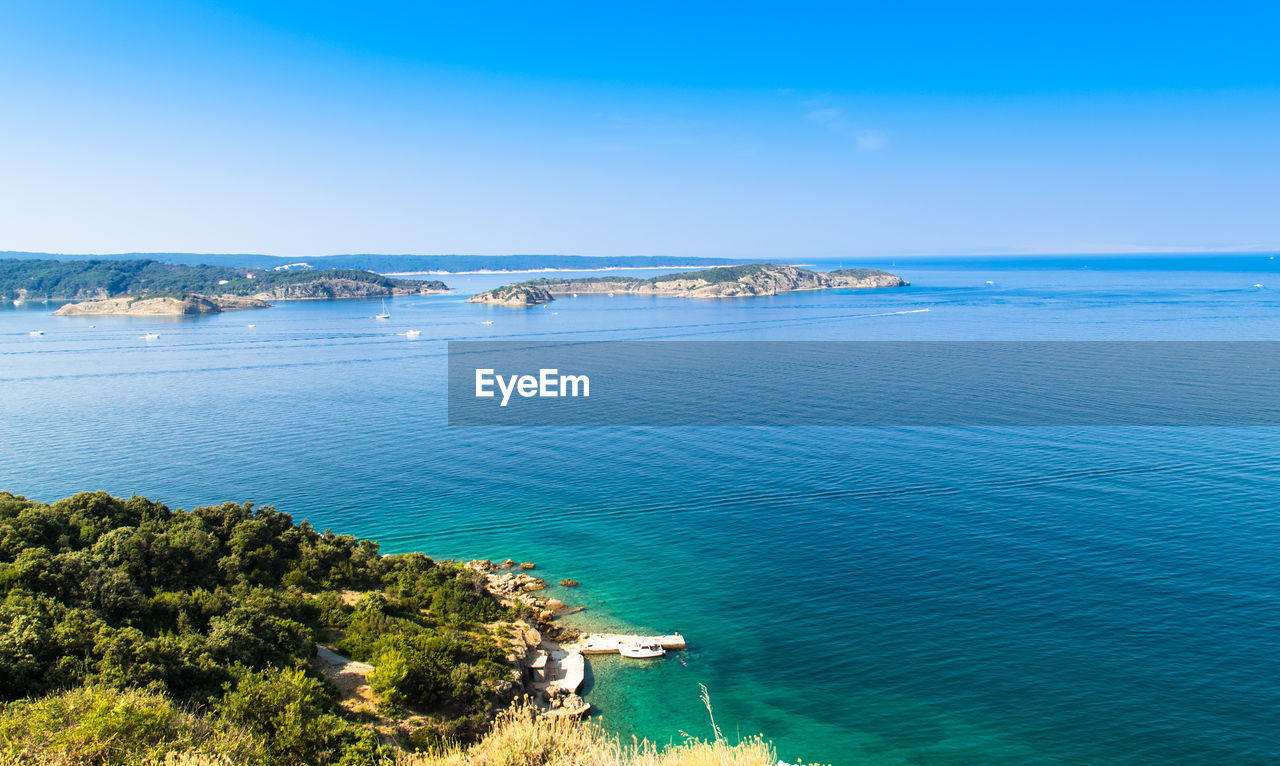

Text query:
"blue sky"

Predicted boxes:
[[2, 1, 1278, 258]]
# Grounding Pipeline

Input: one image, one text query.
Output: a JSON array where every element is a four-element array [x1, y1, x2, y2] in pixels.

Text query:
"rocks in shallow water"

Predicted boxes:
[[518, 561, 536, 570], [502, 558, 516, 568], [561, 693, 589, 717], [558, 578, 579, 587]]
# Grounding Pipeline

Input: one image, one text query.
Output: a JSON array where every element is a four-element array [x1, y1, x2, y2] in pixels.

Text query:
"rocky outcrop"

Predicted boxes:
[[466, 561, 581, 624], [53, 294, 271, 316], [474, 263, 907, 304], [558, 579, 579, 587], [251, 277, 448, 300], [466, 284, 555, 307]]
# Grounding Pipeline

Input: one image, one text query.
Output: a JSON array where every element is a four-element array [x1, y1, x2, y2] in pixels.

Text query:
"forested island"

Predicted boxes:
[[468, 263, 907, 306], [2, 259, 448, 315], [0, 491, 779, 766]]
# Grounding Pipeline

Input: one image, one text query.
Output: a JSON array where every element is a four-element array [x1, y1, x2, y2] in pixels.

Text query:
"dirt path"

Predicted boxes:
[[315, 645, 377, 715]]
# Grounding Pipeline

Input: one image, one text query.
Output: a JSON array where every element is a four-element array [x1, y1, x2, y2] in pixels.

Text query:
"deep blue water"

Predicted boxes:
[[2, 257, 1279, 765]]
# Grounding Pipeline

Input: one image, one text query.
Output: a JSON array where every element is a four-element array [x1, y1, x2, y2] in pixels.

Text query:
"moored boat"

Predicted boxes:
[[619, 641, 665, 659]]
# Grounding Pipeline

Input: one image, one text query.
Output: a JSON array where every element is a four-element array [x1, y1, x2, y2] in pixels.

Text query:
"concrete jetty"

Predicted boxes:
[[532, 644, 586, 694], [573, 633, 686, 655]]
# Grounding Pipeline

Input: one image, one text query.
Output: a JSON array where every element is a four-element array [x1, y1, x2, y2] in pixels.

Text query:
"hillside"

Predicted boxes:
[[0, 491, 795, 766], [0, 251, 738, 273], [469, 263, 907, 305], [0, 259, 448, 305]]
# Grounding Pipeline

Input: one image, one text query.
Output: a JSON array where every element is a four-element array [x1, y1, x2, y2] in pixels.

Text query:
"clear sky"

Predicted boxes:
[[2, 1, 1279, 258]]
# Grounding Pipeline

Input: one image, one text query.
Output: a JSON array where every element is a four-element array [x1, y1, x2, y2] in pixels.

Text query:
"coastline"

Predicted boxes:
[[461, 558, 684, 721], [385, 265, 743, 276]]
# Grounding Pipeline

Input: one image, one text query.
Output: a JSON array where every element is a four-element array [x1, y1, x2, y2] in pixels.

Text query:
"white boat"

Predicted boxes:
[[12, 299, 22, 306], [28, 330, 43, 336], [619, 641, 665, 659], [405, 329, 421, 338], [375, 299, 391, 319], [1253, 283, 1264, 288], [247, 323, 257, 328], [480, 320, 494, 326], [572, 293, 579, 298], [144, 333, 160, 340]]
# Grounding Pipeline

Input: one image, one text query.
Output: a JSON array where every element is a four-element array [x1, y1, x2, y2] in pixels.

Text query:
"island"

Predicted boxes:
[[0, 490, 773, 766], [1, 258, 450, 316], [467, 282, 557, 307], [53, 294, 272, 316], [1, 250, 739, 273], [467, 263, 907, 306]]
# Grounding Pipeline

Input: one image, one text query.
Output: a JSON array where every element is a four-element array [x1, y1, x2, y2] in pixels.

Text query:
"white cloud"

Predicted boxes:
[[802, 103, 886, 151], [805, 107, 845, 127], [856, 130, 887, 152]]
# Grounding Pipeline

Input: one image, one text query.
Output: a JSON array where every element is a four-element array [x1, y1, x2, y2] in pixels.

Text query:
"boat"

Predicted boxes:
[[144, 333, 160, 340], [12, 299, 22, 306], [1253, 283, 1264, 288], [375, 299, 391, 319], [480, 320, 494, 326], [405, 329, 421, 338], [247, 323, 257, 328], [28, 330, 43, 336], [619, 641, 665, 659]]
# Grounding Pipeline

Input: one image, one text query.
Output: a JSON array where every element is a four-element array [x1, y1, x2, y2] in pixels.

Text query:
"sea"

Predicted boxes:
[[2, 255, 1278, 765]]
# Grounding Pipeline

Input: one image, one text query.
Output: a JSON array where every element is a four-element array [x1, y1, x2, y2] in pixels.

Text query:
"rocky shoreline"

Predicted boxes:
[[52, 279, 451, 316], [53, 294, 272, 316], [464, 558, 593, 718], [467, 263, 907, 306]]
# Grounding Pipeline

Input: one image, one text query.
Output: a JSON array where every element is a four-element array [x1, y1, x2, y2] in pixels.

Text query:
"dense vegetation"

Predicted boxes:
[[0, 259, 445, 301], [0, 491, 517, 765], [0, 251, 736, 273]]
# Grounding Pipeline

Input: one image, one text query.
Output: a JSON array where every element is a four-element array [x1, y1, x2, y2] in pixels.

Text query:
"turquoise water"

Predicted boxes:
[[3, 257, 1280, 764]]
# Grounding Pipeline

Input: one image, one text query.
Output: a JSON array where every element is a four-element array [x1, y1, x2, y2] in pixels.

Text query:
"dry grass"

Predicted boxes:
[[135, 709, 782, 766], [3, 686, 803, 766], [400, 686, 789, 766]]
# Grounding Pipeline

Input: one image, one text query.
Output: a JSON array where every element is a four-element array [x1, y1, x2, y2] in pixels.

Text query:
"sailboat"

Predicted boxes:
[[375, 299, 390, 320]]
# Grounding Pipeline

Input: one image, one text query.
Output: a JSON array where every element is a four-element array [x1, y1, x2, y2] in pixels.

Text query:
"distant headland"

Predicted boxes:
[[467, 263, 908, 306], [0, 251, 738, 274], [1, 258, 448, 315]]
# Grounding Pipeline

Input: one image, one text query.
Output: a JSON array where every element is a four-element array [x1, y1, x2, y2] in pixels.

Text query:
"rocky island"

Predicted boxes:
[[467, 263, 907, 306], [53, 294, 272, 316], [466, 282, 557, 307], [2, 258, 450, 315]]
